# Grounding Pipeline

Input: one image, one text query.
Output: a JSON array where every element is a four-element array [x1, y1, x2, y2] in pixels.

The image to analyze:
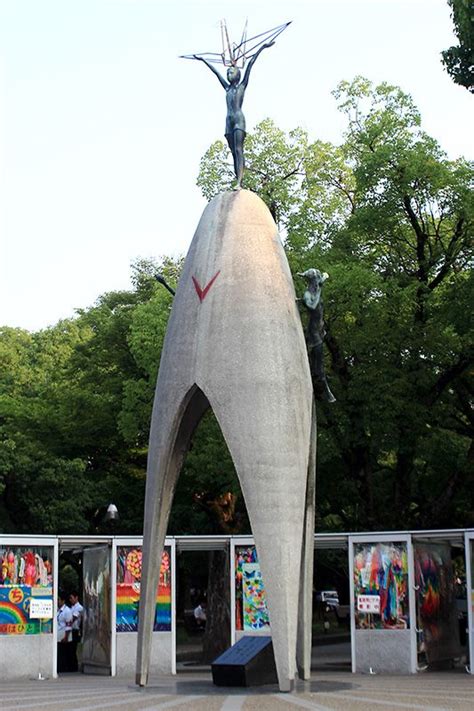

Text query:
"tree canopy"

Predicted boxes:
[[198, 77, 473, 531], [0, 256, 244, 536], [1, 77, 472, 536], [441, 0, 474, 92]]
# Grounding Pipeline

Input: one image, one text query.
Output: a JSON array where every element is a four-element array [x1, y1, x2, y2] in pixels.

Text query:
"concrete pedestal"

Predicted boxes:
[[117, 632, 173, 676], [0, 635, 55, 680]]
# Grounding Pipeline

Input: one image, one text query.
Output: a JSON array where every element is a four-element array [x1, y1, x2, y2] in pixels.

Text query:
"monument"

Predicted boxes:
[[136, 21, 316, 692]]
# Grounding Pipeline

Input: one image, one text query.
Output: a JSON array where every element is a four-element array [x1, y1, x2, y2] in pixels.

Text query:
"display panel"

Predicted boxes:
[[82, 545, 111, 669], [0, 546, 54, 635], [466, 538, 474, 656], [414, 541, 460, 663], [235, 546, 269, 632], [471, 540, 474, 618], [116, 546, 171, 632], [353, 542, 409, 630]]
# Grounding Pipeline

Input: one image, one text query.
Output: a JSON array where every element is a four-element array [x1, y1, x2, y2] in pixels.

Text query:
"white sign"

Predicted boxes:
[[31, 587, 52, 597], [29, 598, 54, 619], [357, 594, 380, 614]]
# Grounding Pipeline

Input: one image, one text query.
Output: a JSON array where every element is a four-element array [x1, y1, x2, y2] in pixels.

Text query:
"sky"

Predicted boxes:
[[0, 0, 472, 332]]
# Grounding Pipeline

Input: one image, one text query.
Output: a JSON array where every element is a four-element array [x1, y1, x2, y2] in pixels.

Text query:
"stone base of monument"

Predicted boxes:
[[211, 636, 278, 687]]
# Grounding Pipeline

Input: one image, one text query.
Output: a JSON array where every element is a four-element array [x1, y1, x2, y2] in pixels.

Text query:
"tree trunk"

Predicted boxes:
[[394, 426, 418, 522], [201, 548, 231, 662]]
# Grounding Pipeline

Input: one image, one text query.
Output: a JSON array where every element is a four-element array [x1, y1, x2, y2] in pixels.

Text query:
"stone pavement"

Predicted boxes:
[[0, 671, 473, 711]]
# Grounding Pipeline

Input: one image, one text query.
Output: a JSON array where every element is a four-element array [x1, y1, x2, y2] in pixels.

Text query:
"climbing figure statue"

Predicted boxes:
[[298, 268, 336, 403], [181, 21, 290, 188]]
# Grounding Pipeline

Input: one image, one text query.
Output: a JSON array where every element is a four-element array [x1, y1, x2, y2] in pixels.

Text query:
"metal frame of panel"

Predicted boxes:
[[1, 530, 473, 679], [112, 536, 176, 675], [349, 533, 416, 674], [230, 536, 257, 645], [81, 543, 113, 674], [465, 532, 474, 674], [0, 535, 58, 678]]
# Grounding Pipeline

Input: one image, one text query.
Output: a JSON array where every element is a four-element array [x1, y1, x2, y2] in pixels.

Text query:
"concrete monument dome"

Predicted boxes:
[[136, 190, 315, 692]]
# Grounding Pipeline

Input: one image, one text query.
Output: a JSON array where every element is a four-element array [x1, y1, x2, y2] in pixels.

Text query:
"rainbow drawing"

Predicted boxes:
[[0, 585, 52, 635], [116, 546, 172, 633], [0, 600, 27, 625], [116, 583, 171, 632]]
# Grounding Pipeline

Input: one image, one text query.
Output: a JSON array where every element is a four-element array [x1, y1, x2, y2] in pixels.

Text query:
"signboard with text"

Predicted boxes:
[[357, 594, 381, 614], [29, 598, 53, 619]]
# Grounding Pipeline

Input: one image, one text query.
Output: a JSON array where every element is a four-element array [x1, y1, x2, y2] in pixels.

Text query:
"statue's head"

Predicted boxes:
[[297, 269, 329, 288], [227, 66, 241, 84]]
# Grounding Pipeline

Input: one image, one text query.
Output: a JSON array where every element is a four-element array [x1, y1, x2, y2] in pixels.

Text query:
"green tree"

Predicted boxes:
[[328, 78, 473, 527], [2, 79, 472, 542], [441, 0, 474, 92], [0, 257, 181, 534], [0, 324, 93, 532], [56, 257, 180, 534], [0, 254, 244, 539], [198, 78, 474, 531]]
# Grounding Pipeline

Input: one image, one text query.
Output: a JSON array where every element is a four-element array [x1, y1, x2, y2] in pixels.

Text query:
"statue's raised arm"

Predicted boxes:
[[241, 40, 274, 89], [181, 21, 290, 188], [193, 55, 229, 90]]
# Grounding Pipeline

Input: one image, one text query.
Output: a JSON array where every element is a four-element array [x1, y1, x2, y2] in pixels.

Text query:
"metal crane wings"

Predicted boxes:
[[180, 20, 291, 67]]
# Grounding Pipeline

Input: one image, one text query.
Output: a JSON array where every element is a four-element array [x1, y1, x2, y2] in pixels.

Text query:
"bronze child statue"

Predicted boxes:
[[298, 268, 336, 403], [192, 41, 274, 188], [182, 21, 290, 188]]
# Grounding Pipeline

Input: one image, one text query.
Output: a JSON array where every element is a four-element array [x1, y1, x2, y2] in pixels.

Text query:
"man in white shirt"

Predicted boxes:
[[57, 592, 73, 673], [69, 591, 84, 672], [193, 600, 207, 630]]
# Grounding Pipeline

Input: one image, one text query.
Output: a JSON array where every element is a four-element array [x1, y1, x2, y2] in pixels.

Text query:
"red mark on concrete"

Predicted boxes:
[[192, 271, 220, 302]]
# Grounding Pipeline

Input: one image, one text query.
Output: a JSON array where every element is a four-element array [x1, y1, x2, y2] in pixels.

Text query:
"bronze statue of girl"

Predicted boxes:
[[192, 41, 274, 188]]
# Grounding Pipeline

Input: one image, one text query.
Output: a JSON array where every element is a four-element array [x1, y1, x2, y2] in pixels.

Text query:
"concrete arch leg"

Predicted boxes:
[[136, 385, 209, 686], [297, 399, 317, 680]]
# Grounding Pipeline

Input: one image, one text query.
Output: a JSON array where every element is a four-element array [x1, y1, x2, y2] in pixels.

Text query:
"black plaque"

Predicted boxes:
[[212, 635, 278, 686]]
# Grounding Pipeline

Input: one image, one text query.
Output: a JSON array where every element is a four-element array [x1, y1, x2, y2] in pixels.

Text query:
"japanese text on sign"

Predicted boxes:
[[29, 599, 53, 619], [357, 594, 380, 614]]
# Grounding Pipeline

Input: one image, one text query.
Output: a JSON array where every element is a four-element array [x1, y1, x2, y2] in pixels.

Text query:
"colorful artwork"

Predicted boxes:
[[414, 541, 460, 663], [353, 542, 409, 630], [0, 546, 53, 636], [116, 547, 171, 632], [235, 546, 269, 632], [242, 563, 269, 631]]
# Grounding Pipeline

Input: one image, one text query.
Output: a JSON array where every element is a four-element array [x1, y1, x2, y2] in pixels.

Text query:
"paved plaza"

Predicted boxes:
[[1, 671, 473, 711]]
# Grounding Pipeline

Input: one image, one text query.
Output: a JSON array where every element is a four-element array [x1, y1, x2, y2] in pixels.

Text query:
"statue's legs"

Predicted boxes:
[[310, 344, 336, 403], [225, 130, 245, 187], [233, 129, 245, 187]]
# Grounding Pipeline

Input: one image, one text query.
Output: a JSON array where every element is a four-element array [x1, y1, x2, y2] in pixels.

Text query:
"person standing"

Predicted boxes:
[[193, 600, 207, 630], [69, 590, 83, 672], [57, 592, 73, 673]]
